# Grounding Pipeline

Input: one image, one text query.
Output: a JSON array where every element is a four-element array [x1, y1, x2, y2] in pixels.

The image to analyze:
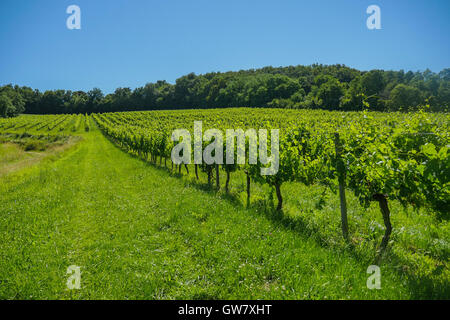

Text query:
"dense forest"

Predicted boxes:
[[1, 64, 449, 117]]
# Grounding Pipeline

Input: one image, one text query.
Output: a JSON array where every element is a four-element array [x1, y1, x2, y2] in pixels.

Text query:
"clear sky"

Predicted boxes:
[[0, 0, 449, 93]]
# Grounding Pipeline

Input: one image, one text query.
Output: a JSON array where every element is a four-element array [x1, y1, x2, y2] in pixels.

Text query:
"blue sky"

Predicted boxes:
[[0, 0, 449, 93]]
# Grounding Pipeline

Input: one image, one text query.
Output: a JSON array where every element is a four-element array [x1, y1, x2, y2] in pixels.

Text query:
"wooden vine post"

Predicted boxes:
[[207, 168, 212, 186], [373, 193, 392, 258], [225, 170, 230, 193], [274, 182, 282, 211], [215, 164, 220, 190], [246, 170, 251, 208]]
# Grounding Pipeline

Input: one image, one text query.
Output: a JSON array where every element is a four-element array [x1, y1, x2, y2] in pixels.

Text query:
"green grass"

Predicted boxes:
[[0, 121, 448, 299], [0, 143, 25, 162], [0, 133, 78, 177]]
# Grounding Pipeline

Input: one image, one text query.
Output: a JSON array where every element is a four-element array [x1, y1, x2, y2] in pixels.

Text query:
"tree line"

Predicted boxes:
[[1, 64, 449, 117]]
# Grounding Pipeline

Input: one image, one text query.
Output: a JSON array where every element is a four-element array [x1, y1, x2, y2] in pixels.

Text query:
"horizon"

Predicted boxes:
[[1, 63, 448, 95], [1, 0, 449, 93]]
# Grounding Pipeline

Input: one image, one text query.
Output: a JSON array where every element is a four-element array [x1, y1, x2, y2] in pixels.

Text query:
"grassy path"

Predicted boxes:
[[0, 125, 413, 299]]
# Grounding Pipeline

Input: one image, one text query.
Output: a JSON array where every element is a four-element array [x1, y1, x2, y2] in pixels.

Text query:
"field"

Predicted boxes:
[[0, 109, 448, 299]]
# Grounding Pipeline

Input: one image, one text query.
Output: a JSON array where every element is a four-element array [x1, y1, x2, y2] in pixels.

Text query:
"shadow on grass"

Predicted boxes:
[[252, 197, 449, 299]]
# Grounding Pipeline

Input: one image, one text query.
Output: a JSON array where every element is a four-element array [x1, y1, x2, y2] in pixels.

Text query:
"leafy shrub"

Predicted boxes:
[[23, 140, 46, 151]]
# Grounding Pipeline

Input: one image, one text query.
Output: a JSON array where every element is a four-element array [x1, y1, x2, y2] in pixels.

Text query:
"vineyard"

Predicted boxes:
[[94, 108, 449, 250], [0, 108, 449, 299], [0, 113, 90, 135]]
